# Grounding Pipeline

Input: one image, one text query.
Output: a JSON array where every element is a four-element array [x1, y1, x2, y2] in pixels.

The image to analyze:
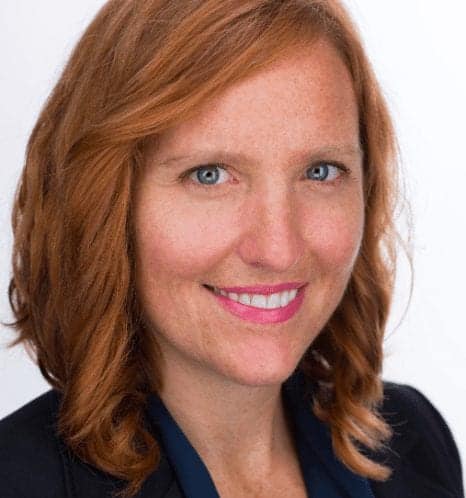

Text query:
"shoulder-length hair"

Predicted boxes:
[[7, 1, 399, 496]]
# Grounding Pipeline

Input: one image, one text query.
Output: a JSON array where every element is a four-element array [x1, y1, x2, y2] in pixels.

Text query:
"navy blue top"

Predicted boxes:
[[147, 370, 375, 498]]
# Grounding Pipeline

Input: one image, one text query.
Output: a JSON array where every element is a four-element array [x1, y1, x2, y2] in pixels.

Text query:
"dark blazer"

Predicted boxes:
[[0, 382, 463, 498]]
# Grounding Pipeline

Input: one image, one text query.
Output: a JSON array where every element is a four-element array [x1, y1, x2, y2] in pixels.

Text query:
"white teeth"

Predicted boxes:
[[250, 295, 267, 308], [266, 293, 281, 309], [279, 291, 288, 307], [289, 289, 298, 300], [211, 286, 299, 309], [239, 293, 251, 305]]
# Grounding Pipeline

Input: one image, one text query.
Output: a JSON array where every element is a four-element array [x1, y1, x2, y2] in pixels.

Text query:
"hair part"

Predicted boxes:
[[7, 1, 401, 496]]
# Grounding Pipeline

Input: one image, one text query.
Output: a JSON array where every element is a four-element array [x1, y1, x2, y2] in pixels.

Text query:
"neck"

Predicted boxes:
[[157, 360, 297, 478]]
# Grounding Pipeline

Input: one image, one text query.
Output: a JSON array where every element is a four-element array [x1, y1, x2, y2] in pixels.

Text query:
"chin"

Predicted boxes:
[[217, 356, 300, 388]]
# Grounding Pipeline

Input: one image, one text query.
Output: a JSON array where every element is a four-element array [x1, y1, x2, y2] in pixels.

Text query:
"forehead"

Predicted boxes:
[[152, 39, 359, 161]]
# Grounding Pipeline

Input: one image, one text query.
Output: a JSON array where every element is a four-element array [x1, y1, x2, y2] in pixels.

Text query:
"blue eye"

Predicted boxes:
[[183, 162, 346, 187], [189, 164, 229, 186], [306, 163, 342, 182]]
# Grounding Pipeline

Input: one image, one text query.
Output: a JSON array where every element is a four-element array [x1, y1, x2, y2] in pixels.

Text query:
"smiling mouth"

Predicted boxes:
[[202, 284, 301, 310]]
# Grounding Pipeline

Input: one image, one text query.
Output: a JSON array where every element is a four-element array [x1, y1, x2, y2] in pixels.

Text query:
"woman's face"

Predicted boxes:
[[134, 39, 364, 388]]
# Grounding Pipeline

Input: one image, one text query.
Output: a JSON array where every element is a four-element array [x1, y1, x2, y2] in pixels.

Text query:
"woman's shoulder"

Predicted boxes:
[[292, 372, 464, 496], [0, 389, 180, 498], [380, 381, 461, 461], [0, 389, 66, 497], [369, 381, 464, 497], [0, 388, 60, 436]]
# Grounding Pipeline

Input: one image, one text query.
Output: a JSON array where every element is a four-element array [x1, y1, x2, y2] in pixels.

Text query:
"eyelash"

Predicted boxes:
[[179, 162, 350, 189]]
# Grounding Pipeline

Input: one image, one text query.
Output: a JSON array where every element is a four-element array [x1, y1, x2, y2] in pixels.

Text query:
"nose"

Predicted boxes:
[[237, 184, 305, 273]]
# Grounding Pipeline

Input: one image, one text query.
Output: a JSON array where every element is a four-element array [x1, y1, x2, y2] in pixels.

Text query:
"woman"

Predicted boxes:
[[0, 1, 463, 497]]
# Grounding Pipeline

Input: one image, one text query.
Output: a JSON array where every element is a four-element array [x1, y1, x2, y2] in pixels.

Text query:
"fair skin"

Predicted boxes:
[[134, 39, 364, 497]]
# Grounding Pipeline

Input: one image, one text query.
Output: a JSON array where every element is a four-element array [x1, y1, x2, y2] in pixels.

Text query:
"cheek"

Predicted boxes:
[[302, 203, 364, 275], [135, 197, 238, 278]]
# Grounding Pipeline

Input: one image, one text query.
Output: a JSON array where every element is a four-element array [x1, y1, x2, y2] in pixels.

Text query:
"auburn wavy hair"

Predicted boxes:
[[6, 0, 400, 496]]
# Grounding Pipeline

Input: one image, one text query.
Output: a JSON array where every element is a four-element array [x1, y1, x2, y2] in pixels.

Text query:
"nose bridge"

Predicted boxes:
[[237, 179, 304, 271]]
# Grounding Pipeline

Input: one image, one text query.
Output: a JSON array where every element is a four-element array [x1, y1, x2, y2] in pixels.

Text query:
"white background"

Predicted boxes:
[[1, 0, 465, 467]]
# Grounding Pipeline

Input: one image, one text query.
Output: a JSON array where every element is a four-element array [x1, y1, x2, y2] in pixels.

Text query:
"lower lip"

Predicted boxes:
[[205, 286, 307, 324]]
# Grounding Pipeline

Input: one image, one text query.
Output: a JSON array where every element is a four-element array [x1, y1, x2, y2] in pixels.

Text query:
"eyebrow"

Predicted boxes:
[[156, 145, 363, 168]]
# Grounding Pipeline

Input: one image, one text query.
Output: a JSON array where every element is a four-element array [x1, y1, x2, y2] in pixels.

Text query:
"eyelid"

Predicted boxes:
[[312, 160, 350, 173], [180, 163, 227, 176]]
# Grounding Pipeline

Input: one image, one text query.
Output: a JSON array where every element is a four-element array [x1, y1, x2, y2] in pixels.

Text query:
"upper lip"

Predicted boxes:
[[206, 282, 307, 295]]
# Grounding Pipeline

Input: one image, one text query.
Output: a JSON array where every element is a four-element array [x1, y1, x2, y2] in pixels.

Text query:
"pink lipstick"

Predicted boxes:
[[204, 283, 307, 324]]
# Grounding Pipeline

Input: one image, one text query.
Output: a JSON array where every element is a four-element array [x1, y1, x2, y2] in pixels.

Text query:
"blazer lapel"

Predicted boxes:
[[161, 480, 185, 498], [133, 453, 183, 498], [63, 438, 182, 498]]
